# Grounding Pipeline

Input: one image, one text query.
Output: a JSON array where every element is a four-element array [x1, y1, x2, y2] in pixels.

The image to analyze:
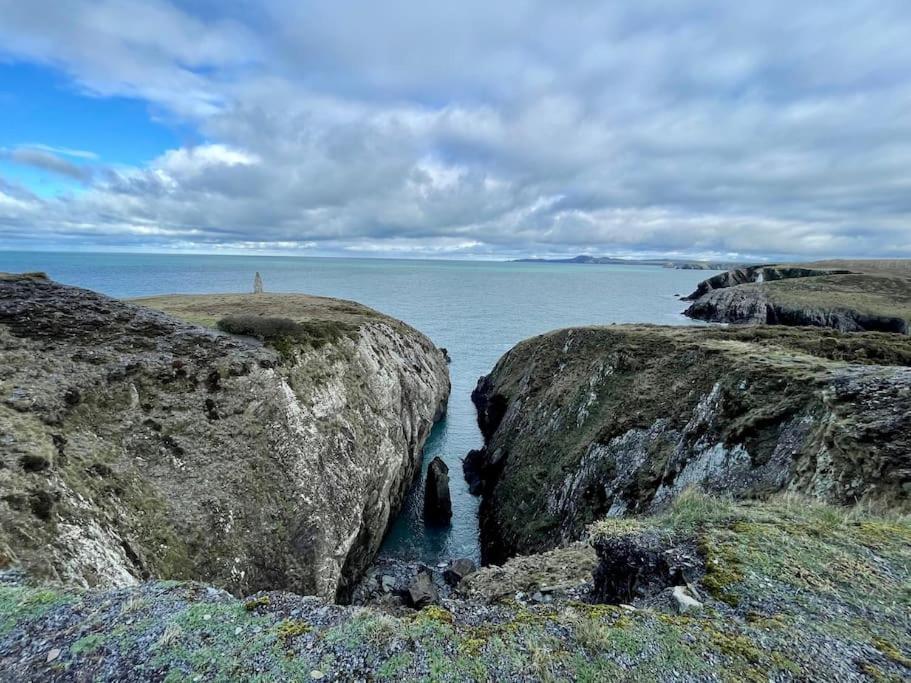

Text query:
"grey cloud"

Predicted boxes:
[[3, 147, 93, 181], [0, 1, 910, 258]]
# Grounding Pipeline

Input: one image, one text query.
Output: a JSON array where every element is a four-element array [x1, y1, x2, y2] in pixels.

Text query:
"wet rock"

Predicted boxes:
[[443, 558, 477, 586], [462, 448, 485, 495], [407, 570, 439, 608], [424, 457, 452, 524]]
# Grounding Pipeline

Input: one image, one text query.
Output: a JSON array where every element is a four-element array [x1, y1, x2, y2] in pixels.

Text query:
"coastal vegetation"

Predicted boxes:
[[2, 269, 909, 681], [684, 260, 911, 333], [1, 492, 907, 681]]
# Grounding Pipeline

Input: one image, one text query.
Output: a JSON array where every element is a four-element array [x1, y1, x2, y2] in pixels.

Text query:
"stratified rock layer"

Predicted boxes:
[[0, 274, 449, 600], [470, 324, 911, 563], [683, 262, 911, 334]]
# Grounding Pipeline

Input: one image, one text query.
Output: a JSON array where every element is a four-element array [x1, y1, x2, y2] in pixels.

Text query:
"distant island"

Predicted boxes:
[[514, 254, 742, 270]]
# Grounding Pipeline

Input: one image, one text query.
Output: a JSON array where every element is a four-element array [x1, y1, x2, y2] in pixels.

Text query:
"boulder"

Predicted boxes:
[[424, 457, 452, 523], [671, 585, 703, 613], [407, 570, 439, 608], [443, 558, 477, 586]]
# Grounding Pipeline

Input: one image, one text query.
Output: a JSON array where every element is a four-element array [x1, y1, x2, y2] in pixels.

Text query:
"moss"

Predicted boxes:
[[873, 637, 911, 669], [243, 595, 270, 611], [376, 651, 414, 679], [697, 533, 744, 606], [71, 633, 106, 655], [274, 619, 311, 644], [0, 586, 72, 636], [414, 604, 454, 625]]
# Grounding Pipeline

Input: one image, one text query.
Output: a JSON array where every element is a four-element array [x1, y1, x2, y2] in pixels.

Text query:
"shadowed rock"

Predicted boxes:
[[424, 457, 452, 524]]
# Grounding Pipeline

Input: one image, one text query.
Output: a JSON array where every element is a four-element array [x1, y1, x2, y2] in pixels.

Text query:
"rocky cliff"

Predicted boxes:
[[683, 262, 911, 334], [470, 324, 911, 563], [0, 274, 449, 601]]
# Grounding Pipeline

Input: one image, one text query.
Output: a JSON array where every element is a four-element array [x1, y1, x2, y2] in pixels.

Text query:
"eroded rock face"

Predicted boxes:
[[682, 264, 910, 334], [685, 284, 910, 333], [681, 265, 851, 301], [469, 325, 911, 563], [0, 275, 450, 600], [423, 457, 452, 524]]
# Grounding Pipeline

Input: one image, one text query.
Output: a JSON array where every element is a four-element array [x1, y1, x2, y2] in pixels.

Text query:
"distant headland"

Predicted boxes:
[[513, 254, 742, 270]]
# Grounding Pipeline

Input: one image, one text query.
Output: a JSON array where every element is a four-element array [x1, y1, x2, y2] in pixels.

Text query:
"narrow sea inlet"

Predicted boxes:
[[0, 251, 714, 564]]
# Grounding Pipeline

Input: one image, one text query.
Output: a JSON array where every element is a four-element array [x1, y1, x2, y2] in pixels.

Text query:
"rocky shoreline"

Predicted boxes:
[[2, 271, 910, 681], [469, 324, 911, 563]]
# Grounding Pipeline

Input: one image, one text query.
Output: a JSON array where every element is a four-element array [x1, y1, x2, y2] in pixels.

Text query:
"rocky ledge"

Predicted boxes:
[[683, 261, 911, 334], [1, 493, 908, 681], [469, 324, 911, 563], [0, 274, 449, 601]]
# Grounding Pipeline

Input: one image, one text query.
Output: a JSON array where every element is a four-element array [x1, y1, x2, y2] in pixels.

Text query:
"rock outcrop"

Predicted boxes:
[[3, 494, 908, 682], [0, 274, 449, 601], [681, 265, 851, 301], [683, 262, 911, 334], [469, 324, 911, 563], [423, 457, 452, 524]]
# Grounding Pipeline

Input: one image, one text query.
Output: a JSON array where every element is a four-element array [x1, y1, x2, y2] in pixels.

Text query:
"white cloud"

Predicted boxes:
[[0, 0, 910, 258]]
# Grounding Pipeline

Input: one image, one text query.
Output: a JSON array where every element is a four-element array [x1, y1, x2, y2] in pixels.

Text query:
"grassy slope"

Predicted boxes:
[[133, 292, 383, 328], [1, 494, 908, 681], [694, 260, 911, 325]]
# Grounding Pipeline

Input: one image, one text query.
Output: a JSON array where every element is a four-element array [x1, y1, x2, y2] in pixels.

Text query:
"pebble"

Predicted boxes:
[[310, 671, 325, 680], [46, 648, 61, 663]]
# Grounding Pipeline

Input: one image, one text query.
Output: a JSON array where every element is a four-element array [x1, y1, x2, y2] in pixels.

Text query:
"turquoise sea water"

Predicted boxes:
[[0, 251, 716, 564]]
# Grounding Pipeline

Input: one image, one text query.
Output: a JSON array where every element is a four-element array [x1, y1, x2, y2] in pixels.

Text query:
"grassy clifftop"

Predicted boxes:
[[684, 260, 911, 333], [2, 493, 907, 681]]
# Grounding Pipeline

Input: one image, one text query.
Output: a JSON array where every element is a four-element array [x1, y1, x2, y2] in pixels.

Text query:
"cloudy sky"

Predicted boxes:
[[0, 1, 909, 260]]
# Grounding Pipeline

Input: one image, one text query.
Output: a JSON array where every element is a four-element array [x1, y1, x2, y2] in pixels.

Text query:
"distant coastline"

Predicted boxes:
[[514, 254, 741, 270]]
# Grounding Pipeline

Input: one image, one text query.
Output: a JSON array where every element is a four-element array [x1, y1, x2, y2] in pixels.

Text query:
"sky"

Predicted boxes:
[[0, 1, 910, 261]]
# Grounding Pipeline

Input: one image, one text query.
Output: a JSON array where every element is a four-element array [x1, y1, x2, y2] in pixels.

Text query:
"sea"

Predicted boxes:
[[0, 251, 717, 564]]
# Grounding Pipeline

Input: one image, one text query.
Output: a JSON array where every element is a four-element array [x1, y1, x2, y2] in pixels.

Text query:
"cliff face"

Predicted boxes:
[[681, 265, 850, 301], [0, 275, 449, 600], [683, 263, 911, 334], [470, 325, 911, 563]]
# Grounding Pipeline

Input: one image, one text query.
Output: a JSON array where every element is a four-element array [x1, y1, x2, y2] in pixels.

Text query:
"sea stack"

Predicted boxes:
[[424, 457, 452, 524]]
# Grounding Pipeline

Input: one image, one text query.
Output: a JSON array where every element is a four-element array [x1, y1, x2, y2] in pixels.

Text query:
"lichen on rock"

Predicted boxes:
[[0, 275, 450, 601], [469, 324, 911, 563]]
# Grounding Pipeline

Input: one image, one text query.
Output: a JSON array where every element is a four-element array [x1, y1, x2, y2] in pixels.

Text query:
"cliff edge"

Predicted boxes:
[[470, 324, 911, 563], [0, 274, 450, 601], [683, 260, 911, 334]]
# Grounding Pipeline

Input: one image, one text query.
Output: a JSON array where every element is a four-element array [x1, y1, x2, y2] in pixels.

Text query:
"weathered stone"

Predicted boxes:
[[683, 263, 910, 334], [0, 275, 450, 600], [672, 585, 703, 613], [471, 324, 911, 563], [443, 558, 477, 586], [407, 571, 439, 608], [424, 457, 452, 524], [253, 272, 264, 294], [462, 449, 485, 495]]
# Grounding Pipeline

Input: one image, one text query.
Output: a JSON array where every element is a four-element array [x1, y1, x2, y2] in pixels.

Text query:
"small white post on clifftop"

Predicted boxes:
[[253, 272, 264, 294]]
